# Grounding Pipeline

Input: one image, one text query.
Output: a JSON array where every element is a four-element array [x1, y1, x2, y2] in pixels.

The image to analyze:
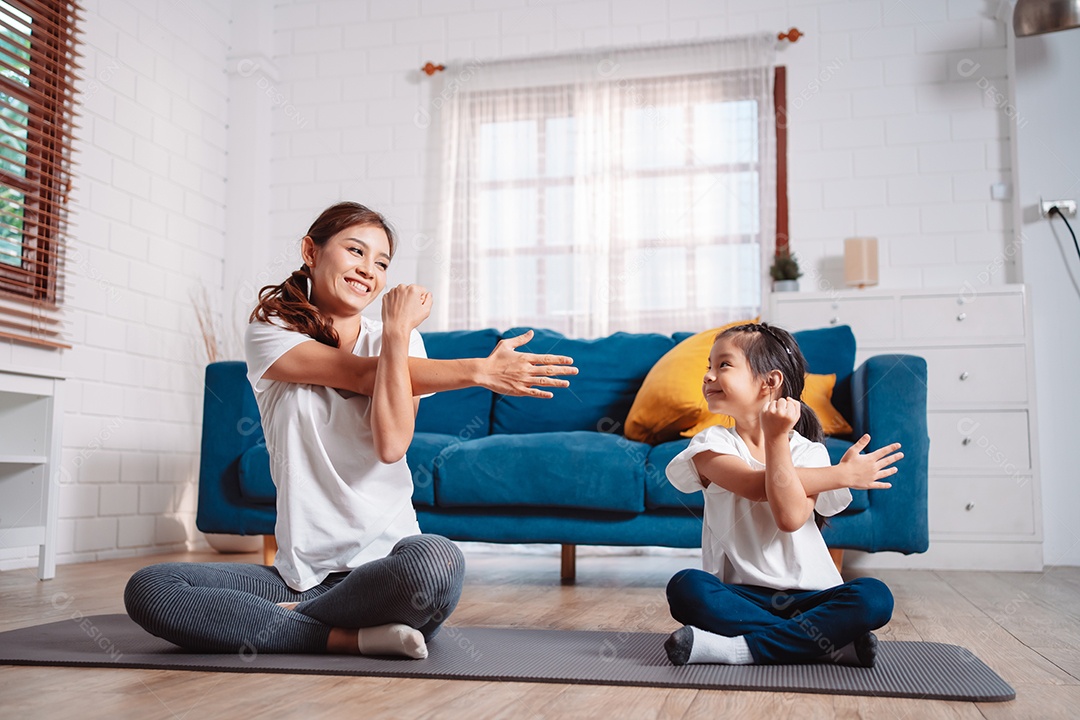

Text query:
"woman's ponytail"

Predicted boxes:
[[250, 264, 340, 348]]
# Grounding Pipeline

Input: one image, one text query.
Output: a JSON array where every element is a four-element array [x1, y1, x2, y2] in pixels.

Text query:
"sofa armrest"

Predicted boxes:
[[195, 361, 277, 536], [845, 354, 930, 553]]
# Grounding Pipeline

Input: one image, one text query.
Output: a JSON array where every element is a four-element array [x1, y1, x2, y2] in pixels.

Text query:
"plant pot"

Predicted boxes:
[[773, 279, 799, 292]]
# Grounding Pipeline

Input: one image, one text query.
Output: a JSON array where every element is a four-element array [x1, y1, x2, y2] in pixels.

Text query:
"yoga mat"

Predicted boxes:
[[0, 615, 1014, 702]]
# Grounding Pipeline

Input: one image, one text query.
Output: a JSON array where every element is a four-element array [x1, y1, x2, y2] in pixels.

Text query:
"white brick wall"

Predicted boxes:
[[0, 0, 231, 571], [267, 0, 1014, 300]]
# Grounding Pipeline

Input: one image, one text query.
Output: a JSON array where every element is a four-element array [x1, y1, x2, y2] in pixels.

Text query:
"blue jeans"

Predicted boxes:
[[666, 569, 893, 664]]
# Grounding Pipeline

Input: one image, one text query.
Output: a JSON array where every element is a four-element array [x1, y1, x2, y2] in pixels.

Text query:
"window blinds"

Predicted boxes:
[[0, 0, 81, 350]]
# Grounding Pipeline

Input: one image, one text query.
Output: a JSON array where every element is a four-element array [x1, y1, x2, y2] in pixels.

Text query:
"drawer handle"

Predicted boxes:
[[957, 312, 967, 321], [829, 316, 839, 325], [962, 437, 972, 446], [959, 371, 970, 381], [965, 502, 975, 511]]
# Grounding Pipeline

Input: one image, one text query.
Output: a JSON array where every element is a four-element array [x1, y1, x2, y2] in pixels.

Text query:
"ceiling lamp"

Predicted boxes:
[[1013, 0, 1080, 36]]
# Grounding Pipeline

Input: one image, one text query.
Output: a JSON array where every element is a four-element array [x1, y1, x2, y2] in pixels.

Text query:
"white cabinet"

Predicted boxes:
[[770, 285, 1042, 571], [0, 368, 64, 579]]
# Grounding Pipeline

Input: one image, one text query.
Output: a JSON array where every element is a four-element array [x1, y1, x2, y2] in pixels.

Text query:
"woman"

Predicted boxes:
[[125, 202, 577, 658]]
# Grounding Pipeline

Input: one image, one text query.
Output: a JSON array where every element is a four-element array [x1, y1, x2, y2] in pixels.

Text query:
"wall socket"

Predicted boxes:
[[1040, 198, 1078, 217]]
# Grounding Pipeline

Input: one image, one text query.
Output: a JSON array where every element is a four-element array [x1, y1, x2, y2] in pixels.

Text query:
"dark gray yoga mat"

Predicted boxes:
[[0, 614, 1014, 702]]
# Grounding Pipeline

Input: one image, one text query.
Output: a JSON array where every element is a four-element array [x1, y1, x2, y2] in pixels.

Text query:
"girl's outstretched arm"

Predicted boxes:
[[692, 436, 902, 499], [262, 329, 577, 398]]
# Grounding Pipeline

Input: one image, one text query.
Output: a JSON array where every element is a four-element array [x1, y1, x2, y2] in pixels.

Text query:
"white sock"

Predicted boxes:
[[665, 625, 753, 665], [356, 623, 428, 659]]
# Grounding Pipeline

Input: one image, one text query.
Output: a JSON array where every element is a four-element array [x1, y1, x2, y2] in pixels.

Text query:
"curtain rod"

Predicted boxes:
[[421, 27, 802, 76]]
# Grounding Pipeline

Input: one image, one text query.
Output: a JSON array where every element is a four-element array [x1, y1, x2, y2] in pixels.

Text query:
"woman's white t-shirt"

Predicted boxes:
[[244, 316, 428, 592], [666, 425, 851, 592]]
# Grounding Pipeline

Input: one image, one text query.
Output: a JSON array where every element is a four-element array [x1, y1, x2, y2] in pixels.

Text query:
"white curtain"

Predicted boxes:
[[433, 34, 776, 337]]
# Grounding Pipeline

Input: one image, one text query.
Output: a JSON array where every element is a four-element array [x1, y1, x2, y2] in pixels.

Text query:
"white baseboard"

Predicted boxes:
[[845, 541, 1044, 572]]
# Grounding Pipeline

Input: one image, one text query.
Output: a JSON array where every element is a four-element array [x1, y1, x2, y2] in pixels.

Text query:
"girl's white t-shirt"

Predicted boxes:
[[667, 425, 852, 592], [244, 316, 428, 592]]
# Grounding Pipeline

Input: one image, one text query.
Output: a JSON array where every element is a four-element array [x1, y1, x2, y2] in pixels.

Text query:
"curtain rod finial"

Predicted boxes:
[[778, 27, 803, 43], [422, 62, 446, 76]]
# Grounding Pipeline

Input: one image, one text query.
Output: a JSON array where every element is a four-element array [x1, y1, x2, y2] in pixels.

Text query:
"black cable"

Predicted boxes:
[[1049, 205, 1080, 266]]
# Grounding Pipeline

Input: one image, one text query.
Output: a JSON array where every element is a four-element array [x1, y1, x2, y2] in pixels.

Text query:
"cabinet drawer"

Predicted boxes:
[[918, 346, 1028, 405], [900, 293, 1025, 341], [929, 474, 1035, 536], [928, 411, 1030, 471], [771, 297, 895, 341]]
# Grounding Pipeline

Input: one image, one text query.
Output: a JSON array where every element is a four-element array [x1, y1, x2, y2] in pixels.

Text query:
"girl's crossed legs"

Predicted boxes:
[[665, 568, 893, 665], [124, 534, 464, 657]]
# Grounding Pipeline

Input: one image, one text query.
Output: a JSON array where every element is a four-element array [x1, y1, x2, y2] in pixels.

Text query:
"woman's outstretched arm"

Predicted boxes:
[[262, 329, 578, 398]]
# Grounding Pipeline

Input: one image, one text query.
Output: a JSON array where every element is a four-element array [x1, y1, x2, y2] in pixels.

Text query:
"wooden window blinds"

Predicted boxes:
[[0, 0, 81, 350]]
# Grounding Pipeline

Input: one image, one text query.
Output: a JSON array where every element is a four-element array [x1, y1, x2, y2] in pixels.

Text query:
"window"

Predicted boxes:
[[0, 0, 81, 349], [439, 36, 780, 337]]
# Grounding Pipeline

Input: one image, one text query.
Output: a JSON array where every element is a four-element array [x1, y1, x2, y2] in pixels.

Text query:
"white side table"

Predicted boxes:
[[0, 366, 65, 579]]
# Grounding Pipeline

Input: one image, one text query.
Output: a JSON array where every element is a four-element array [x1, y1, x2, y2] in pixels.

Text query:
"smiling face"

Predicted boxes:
[[702, 335, 771, 417], [303, 223, 391, 318]]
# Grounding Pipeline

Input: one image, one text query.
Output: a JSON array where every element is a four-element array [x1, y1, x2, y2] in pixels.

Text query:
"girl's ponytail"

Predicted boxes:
[[796, 400, 825, 444]]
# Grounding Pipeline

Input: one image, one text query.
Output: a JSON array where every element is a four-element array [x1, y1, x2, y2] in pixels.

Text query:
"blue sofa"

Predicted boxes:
[[196, 325, 929, 580]]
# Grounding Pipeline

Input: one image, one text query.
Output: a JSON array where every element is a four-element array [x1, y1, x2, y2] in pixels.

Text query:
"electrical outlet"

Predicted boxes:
[[1040, 198, 1078, 217]]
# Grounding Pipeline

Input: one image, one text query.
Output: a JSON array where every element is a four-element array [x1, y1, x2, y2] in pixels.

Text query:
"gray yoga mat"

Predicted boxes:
[[0, 614, 1014, 702]]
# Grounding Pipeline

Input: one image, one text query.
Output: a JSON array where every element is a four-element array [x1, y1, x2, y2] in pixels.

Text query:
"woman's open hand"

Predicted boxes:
[[838, 434, 903, 490], [381, 284, 432, 333], [479, 330, 578, 398]]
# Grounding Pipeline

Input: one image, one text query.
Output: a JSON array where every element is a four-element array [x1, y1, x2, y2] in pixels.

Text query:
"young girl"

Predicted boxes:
[[664, 322, 901, 668], [125, 202, 577, 659]]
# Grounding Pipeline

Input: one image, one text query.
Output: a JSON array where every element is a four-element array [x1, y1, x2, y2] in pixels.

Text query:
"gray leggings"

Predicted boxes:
[[124, 534, 465, 654]]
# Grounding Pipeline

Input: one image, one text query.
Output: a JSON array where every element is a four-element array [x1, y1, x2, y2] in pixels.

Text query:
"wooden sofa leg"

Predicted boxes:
[[829, 548, 844, 574], [561, 544, 576, 585], [263, 535, 277, 566]]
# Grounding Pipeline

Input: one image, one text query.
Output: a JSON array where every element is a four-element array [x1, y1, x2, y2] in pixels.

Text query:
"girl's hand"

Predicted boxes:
[[761, 397, 800, 439], [381, 284, 432, 333], [480, 330, 578, 398], [839, 434, 903, 489]]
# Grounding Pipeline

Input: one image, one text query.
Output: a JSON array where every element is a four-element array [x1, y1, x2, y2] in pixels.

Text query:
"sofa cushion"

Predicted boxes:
[[793, 325, 857, 423], [406, 432, 473, 507], [416, 329, 501, 436], [238, 444, 276, 505], [645, 439, 703, 510], [491, 328, 674, 434], [436, 431, 648, 512]]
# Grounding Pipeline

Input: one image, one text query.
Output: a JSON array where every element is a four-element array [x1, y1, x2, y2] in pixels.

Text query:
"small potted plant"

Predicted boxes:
[[770, 247, 802, 292]]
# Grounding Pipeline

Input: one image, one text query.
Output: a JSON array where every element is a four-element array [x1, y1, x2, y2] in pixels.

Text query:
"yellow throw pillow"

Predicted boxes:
[[623, 320, 753, 445], [802, 372, 854, 437], [678, 372, 854, 439]]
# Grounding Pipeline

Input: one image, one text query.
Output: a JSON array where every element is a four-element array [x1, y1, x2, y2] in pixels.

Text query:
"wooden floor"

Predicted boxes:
[[2, 549, 1079, 719]]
